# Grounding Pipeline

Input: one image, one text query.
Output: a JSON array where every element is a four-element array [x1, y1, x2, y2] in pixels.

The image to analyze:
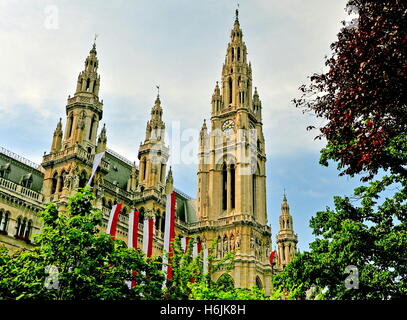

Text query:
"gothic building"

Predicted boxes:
[[0, 10, 298, 295]]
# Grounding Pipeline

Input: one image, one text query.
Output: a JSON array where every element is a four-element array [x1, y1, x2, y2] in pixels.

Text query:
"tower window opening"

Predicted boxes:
[[86, 78, 90, 91], [67, 113, 74, 138], [231, 48, 234, 62], [222, 162, 227, 210], [237, 47, 241, 61], [51, 172, 58, 194], [231, 164, 235, 209], [228, 77, 233, 105], [89, 116, 96, 140], [252, 173, 256, 216], [0, 210, 9, 233], [142, 158, 147, 181]]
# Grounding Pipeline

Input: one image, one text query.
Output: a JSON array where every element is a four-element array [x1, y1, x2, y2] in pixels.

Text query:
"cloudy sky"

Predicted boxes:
[[0, 0, 364, 251]]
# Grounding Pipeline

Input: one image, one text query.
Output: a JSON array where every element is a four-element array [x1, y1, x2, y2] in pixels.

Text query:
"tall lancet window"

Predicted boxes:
[[228, 77, 233, 105], [230, 164, 235, 209], [67, 113, 74, 138], [89, 116, 96, 140], [142, 158, 147, 181], [252, 173, 256, 216], [222, 162, 227, 210], [237, 47, 241, 61]]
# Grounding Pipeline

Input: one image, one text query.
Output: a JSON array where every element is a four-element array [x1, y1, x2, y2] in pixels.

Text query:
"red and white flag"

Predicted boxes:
[[269, 250, 277, 265], [181, 236, 190, 253], [162, 192, 176, 279], [202, 245, 209, 273], [128, 211, 140, 250], [106, 203, 123, 237], [142, 217, 154, 257], [126, 210, 140, 289]]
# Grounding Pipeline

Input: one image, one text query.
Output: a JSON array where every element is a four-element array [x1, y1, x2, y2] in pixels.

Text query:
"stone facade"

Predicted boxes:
[[0, 10, 298, 296]]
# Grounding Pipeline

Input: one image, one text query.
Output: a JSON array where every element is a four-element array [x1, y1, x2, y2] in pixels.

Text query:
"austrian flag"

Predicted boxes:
[[128, 211, 140, 249], [142, 217, 154, 257], [106, 203, 123, 237], [162, 192, 176, 279]]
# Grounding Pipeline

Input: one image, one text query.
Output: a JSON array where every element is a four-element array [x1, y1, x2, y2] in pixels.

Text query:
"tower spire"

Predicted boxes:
[[276, 192, 298, 270]]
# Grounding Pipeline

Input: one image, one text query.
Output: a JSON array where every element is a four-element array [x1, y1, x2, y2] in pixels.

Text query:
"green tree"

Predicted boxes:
[[274, 175, 406, 299], [163, 236, 235, 300], [275, 0, 407, 300], [294, 0, 406, 181], [0, 188, 164, 300]]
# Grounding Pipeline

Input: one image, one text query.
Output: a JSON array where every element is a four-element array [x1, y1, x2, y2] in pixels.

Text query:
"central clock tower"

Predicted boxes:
[[193, 10, 272, 293]]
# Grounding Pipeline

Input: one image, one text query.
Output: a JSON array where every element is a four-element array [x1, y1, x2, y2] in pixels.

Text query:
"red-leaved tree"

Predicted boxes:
[[294, 0, 406, 180]]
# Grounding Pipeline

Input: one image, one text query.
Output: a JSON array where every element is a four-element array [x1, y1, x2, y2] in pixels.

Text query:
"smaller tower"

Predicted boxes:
[[138, 94, 169, 192], [211, 82, 222, 115], [276, 192, 298, 270], [63, 41, 103, 152]]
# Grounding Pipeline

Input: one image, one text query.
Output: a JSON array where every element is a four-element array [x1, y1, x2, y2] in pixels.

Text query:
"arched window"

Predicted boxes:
[[89, 116, 97, 140], [252, 173, 256, 216], [67, 113, 74, 138], [161, 212, 165, 233], [230, 164, 235, 209], [51, 172, 58, 194], [86, 78, 90, 91], [78, 171, 87, 188], [155, 213, 160, 231], [237, 47, 241, 61], [139, 208, 145, 225], [142, 158, 147, 181], [20, 218, 27, 237], [0, 210, 9, 233], [25, 220, 32, 240], [228, 77, 233, 105], [231, 48, 234, 62], [222, 162, 227, 210], [15, 217, 21, 236], [58, 171, 65, 193]]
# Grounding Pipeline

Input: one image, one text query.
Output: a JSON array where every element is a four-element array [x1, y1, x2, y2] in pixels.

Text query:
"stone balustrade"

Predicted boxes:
[[0, 177, 43, 203]]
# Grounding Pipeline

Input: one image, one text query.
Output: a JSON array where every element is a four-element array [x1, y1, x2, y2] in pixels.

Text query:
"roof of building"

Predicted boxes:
[[0, 146, 44, 193]]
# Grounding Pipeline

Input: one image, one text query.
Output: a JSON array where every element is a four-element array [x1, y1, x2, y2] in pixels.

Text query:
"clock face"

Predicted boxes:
[[222, 119, 235, 134]]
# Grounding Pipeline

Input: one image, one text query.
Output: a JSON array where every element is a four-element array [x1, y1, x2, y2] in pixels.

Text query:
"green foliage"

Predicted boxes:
[[274, 175, 407, 300], [0, 187, 292, 300], [280, 0, 407, 301], [0, 187, 164, 300], [163, 236, 236, 300]]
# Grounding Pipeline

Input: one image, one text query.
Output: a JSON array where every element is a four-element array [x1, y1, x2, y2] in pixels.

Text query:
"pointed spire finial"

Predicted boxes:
[[235, 3, 240, 24], [93, 34, 99, 47]]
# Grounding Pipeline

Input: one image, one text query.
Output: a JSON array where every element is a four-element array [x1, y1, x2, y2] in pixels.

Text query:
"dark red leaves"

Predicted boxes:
[[294, 0, 407, 180]]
